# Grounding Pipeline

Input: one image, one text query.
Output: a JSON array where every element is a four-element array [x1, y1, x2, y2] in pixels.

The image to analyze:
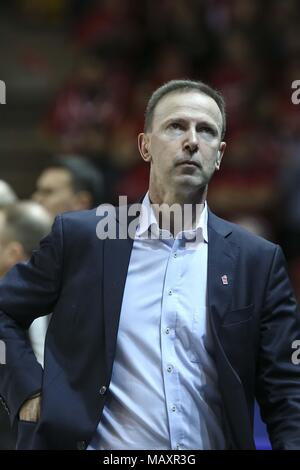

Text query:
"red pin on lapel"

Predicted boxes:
[[221, 275, 228, 285]]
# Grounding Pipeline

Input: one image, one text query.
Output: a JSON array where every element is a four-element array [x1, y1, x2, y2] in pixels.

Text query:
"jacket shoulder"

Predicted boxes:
[[57, 208, 101, 242], [208, 211, 278, 254]]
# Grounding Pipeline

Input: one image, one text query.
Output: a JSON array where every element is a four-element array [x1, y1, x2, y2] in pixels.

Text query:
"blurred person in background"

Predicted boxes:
[[0, 180, 17, 207], [0, 201, 52, 449], [0, 201, 52, 365], [32, 155, 104, 219], [0, 79, 300, 450]]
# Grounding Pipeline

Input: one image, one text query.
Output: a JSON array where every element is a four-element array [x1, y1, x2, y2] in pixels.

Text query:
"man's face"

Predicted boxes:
[[139, 90, 226, 200], [32, 168, 77, 218]]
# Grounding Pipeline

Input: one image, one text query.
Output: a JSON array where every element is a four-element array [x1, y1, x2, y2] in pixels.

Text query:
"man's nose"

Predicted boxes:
[[183, 128, 199, 153]]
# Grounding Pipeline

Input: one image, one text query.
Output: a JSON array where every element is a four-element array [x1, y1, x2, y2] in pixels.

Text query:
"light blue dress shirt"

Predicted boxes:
[[88, 194, 226, 450]]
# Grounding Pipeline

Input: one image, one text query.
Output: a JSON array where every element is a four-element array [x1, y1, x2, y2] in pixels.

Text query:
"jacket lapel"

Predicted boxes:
[[207, 210, 255, 449], [102, 208, 136, 375], [207, 211, 238, 326]]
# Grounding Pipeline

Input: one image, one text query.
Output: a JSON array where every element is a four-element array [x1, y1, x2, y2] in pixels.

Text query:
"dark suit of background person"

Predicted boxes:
[[1, 80, 300, 450], [0, 202, 52, 449]]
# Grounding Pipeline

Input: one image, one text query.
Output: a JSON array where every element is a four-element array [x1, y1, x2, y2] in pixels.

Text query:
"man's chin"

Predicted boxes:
[[174, 174, 208, 187]]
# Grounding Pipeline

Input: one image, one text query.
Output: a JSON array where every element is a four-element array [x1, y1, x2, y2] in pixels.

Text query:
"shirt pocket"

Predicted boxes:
[[222, 304, 254, 327]]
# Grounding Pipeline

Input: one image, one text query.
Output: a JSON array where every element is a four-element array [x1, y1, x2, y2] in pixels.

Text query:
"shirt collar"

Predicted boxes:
[[136, 192, 208, 243]]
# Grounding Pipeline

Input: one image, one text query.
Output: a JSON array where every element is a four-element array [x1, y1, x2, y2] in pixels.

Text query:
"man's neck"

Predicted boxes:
[[148, 187, 207, 236]]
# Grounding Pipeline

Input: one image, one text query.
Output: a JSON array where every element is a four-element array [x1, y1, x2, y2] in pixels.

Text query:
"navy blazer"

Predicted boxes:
[[0, 207, 300, 450]]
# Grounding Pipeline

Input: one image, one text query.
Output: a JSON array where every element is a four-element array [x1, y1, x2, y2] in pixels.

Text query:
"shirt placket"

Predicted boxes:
[[160, 237, 185, 450]]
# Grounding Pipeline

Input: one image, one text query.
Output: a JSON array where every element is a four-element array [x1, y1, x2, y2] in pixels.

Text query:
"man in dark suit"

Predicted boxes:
[[1, 79, 300, 450]]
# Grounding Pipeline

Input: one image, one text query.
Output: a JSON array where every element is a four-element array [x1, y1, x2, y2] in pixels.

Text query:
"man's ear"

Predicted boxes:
[[138, 133, 152, 163], [215, 141, 226, 170], [73, 191, 92, 211]]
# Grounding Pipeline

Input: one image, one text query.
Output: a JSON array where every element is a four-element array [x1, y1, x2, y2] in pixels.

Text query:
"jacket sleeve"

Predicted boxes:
[[256, 245, 300, 449], [0, 215, 63, 424]]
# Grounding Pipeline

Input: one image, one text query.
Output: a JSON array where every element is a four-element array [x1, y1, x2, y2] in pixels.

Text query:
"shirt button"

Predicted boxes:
[[165, 328, 170, 335], [171, 405, 176, 412], [99, 386, 107, 395], [173, 252, 177, 258], [168, 290, 172, 296], [167, 365, 173, 373], [176, 443, 181, 450]]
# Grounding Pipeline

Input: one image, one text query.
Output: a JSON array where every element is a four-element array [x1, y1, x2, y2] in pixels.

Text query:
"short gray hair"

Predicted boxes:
[[0, 180, 17, 208], [1, 202, 52, 256], [144, 79, 226, 139]]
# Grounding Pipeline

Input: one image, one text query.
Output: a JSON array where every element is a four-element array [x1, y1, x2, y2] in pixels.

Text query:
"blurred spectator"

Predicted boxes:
[[0, 201, 52, 449], [0, 180, 17, 207], [0, 201, 52, 364], [32, 155, 104, 219]]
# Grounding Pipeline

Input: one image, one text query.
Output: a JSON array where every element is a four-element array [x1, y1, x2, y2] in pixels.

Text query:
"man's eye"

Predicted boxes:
[[199, 127, 215, 135], [169, 122, 183, 130]]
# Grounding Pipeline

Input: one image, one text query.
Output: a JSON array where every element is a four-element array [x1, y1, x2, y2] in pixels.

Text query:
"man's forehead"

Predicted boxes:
[[153, 90, 223, 128], [40, 168, 72, 185]]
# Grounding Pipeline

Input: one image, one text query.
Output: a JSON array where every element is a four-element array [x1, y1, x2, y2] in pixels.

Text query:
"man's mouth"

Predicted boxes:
[[176, 160, 201, 168]]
